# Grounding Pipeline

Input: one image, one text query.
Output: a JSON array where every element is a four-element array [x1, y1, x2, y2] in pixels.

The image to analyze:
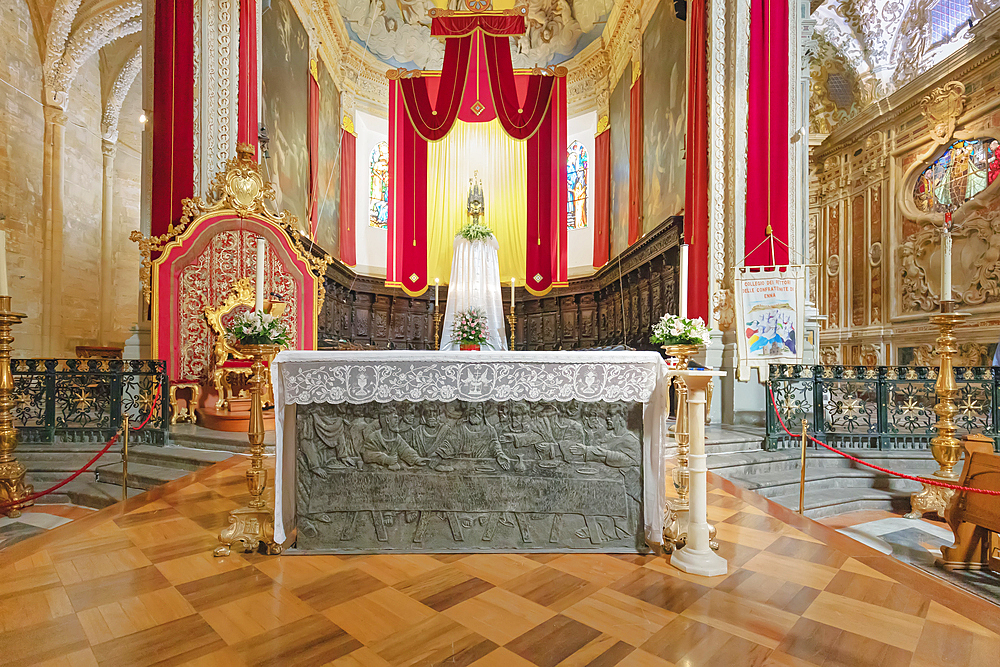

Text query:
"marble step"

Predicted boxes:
[[169, 424, 276, 454], [707, 448, 935, 476], [763, 487, 918, 520], [728, 467, 922, 498]]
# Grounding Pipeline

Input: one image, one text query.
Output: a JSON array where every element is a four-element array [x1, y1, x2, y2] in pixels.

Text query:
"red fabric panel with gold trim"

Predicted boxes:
[[525, 77, 567, 294], [339, 129, 356, 266], [482, 34, 554, 140], [685, 0, 710, 322], [430, 14, 526, 37], [397, 35, 473, 141], [237, 0, 258, 148], [593, 129, 611, 268], [388, 82, 429, 295]]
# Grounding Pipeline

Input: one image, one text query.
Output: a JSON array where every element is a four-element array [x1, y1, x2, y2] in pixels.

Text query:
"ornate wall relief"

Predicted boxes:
[[826, 204, 840, 327], [851, 193, 866, 326]]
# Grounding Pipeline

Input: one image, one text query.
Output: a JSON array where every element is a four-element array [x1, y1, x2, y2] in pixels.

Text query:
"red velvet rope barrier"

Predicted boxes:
[[767, 383, 1000, 497], [0, 383, 164, 511]]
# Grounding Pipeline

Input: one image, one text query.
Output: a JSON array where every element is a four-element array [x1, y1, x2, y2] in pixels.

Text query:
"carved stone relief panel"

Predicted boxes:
[[294, 399, 646, 553], [870, 183, 883, 324], [827, 205, 840, 328], [851, 194, 866, 327]]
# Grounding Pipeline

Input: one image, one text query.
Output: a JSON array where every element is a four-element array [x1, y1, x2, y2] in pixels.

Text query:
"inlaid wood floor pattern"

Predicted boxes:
[[0, 457, 997, 667]]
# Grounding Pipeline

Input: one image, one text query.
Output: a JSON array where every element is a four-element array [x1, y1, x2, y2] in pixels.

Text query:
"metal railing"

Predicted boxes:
[[11, 359, 168, 445], [766, 364, 996, 451]]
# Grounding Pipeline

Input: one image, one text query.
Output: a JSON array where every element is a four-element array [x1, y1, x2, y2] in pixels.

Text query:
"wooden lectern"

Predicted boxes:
[[941, 434, 1000, 571]]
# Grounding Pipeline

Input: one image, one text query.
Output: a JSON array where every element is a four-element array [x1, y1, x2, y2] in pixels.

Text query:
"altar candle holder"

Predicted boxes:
[[907, 305, 969, 519], [215, 343, 281, 556], [0, 296, 32, 517], [507, 312, 517, 351], [433, 309, 443, 350]]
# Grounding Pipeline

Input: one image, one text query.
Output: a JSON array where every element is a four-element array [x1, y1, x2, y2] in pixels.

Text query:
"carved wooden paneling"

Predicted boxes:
[[318, 217, 682, 351]]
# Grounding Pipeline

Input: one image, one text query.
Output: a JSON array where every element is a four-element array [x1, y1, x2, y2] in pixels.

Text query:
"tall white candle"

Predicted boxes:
[[941, 230, 952, 303], [434, 277, 439, 309], [510, 277, 515, 313], [679, 244, 689, 319], [0, 230, 8, 296], [255, 237, 265, 312]]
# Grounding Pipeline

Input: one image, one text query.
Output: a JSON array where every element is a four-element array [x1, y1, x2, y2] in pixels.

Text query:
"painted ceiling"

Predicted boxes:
[[337, 0, 616, 70], [811, 0, 1000, 134]]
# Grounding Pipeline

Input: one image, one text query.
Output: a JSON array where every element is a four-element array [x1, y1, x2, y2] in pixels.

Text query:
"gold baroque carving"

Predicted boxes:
[[922, 81, 967, 144], [131, 143, 331, 306]]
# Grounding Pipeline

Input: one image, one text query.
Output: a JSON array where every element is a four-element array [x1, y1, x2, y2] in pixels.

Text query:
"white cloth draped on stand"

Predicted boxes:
[[440, 235, 508, 351]]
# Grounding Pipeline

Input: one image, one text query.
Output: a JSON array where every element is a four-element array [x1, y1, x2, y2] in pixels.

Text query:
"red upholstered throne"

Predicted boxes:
[[133, 144, 329, 426]]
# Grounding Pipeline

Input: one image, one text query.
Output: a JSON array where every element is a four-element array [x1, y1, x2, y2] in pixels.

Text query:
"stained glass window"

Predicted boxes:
[[369, 141, 389, 228], [913, 138, 1000, 213], [567, 141, 588, 229], [929, 0, 971, 45]]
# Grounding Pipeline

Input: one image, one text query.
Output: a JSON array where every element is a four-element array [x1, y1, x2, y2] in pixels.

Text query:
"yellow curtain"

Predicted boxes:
[[426, 119, 527, 285]]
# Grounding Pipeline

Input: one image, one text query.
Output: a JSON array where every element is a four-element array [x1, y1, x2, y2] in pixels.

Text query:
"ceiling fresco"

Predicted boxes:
[[336, 0, 615, 70], [811, 0, 1000, 133]]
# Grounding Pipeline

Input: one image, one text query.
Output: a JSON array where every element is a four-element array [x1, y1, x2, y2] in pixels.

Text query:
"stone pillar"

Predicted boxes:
[[100, 139, 117, 346], [41, 105, 67, 358]]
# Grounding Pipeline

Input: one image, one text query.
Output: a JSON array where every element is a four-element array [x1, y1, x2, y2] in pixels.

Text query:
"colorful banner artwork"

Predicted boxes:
[[735, 268, 804, 381]]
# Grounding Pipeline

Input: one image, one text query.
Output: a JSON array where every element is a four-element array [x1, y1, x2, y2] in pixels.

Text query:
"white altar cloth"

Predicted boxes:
[[270, 350, 672, 547], [440, 236, 508, 351]]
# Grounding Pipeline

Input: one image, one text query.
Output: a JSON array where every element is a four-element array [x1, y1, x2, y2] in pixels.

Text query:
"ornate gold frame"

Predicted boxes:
[[204, 278, 258, 411], [131, 143, 331, 307]]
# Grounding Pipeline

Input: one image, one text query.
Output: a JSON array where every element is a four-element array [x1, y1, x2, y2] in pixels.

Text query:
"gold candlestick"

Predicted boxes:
[[507, 312, 517, 351], [215, 343, 281, 556], [0, 296, 32, 517], [907, 308, 969, 519], [433, 310, 443, 349]]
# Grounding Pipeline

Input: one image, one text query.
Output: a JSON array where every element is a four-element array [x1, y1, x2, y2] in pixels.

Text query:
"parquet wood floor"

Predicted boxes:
[[0, 457, 997, 667]]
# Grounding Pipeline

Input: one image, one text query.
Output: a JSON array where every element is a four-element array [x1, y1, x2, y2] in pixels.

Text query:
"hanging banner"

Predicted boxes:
[[735, 267, 804, 381]]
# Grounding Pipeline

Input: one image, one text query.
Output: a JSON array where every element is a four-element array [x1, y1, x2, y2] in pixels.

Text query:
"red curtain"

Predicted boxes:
[[307, 66, 319, 238], [685, 0, 710, 323], [397, 35, 473, 141], [482, 34, 554, 139], [628, 74, 643, 246], [525, 76, 567, 294], [237, 0, 258, 148], [151, 0, 195, 239], [431, 14, 526, 37], [745, 0, 789, 266], [593, 128, 611, 268], [339, 129, 356, 266], [388, 83, 430, 295]]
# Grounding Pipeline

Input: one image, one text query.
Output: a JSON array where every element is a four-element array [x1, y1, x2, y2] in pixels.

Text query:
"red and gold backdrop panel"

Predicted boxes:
[[152, 214, 319, 384]]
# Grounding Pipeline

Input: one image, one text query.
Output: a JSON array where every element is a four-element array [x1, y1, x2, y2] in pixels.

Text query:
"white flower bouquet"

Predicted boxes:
[[452, 307, 489, 347], [458, 221, 495, 243], [226, 310, 291, 347], [650, 313, 711, 346]]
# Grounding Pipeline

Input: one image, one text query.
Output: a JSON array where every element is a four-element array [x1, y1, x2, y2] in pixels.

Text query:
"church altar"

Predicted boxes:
[[270, 350, 672, 553], [440, 235, 508, 351]]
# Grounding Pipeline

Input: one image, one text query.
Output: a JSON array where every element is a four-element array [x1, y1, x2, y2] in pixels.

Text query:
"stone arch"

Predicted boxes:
[[102, 45, 142, 142], [46, 1, 142, 101]]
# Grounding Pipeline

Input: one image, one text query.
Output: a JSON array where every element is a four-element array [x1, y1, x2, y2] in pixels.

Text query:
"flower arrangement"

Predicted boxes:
[[650, 314, 711, 346], [226, 310, 291, 347], [451, 307, 489, 347], [458, 221, 495, 243]]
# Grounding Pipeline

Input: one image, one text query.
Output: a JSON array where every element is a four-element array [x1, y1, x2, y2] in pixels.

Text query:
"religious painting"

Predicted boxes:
[[913, 138, 1000, 212], [735, 269, 805, 381], [610, 64, 631, 259], [315, 59, 341, 259], [369, 141, 389, 228], [567, 140, 588, 229], [294, 399, 646, 553], [641, 1, 686, 232], [261, 0, 310, 233]]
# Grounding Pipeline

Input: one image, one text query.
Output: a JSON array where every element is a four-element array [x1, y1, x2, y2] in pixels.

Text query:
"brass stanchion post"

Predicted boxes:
[[122, 415, 129, 503], [907, 308, 969, 519], [799, 419, 808, 514], [215, 344, 281, 556], [0, 295, 31, 517]]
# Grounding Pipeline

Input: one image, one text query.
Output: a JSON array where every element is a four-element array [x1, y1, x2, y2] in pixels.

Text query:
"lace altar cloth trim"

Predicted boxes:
[[278, 361, 658, 405]]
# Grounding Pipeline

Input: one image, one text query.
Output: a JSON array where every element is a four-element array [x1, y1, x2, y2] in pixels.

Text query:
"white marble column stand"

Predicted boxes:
[[671, 370, 728, 577]]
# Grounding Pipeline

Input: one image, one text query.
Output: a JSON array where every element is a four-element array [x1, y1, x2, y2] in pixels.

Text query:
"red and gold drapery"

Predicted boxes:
[[745, 0, 789, 267], [387, 13, 567, 296], [593, 126, 611, 268]]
